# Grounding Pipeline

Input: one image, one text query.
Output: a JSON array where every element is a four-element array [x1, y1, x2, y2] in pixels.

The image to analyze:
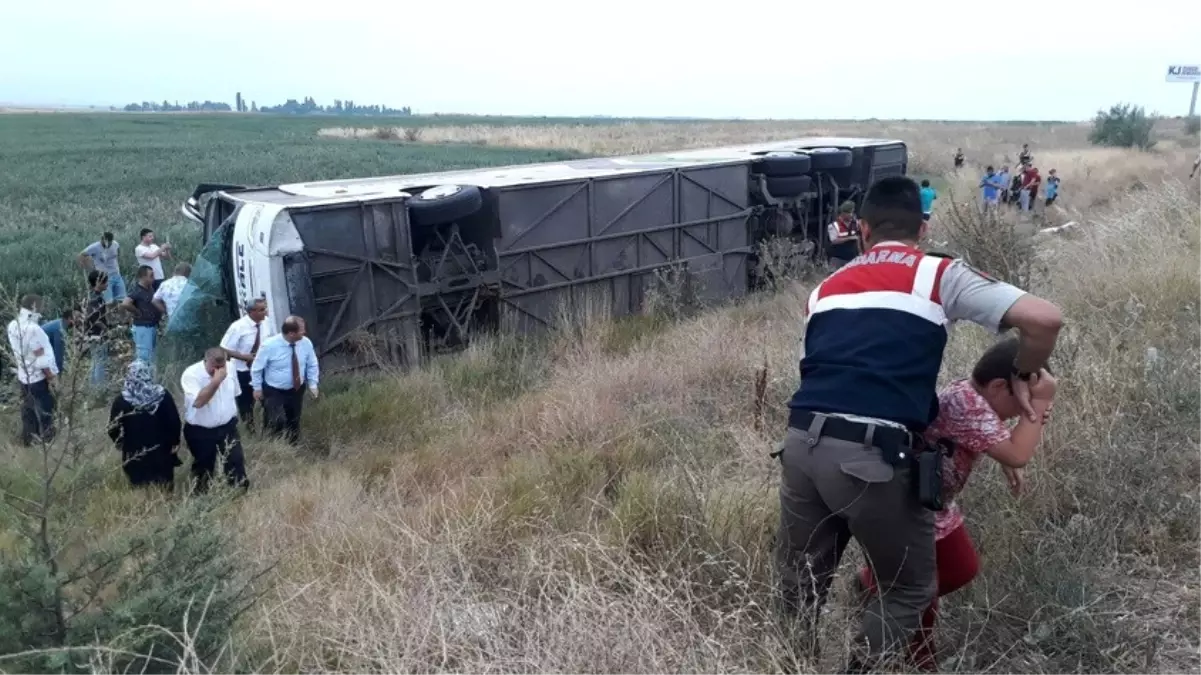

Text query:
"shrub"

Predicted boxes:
[[1186, 115, 1200, 136], [1088, 103, 1156, 150], [0, 291, 269, 672]]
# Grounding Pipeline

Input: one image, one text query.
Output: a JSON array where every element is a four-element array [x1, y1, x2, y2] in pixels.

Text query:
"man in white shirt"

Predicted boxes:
[[6, 294, 59, 446], [180, 347, 249, 494], [134, 228, 172, 291], [219, 298, 274, 431], [151, 262, 191, 322]]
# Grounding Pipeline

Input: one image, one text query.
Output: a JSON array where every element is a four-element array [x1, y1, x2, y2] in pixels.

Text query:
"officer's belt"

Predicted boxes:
[[789, 409, 920, 451]]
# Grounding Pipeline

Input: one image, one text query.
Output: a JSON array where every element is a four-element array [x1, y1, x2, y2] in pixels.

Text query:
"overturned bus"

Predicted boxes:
[[175, 137, 907, 373]]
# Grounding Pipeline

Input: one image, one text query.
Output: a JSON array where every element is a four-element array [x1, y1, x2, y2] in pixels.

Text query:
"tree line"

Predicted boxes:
[[123, 93, 412, 116]]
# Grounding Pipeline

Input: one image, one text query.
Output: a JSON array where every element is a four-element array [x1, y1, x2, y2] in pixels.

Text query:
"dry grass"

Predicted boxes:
[[239, 135, 1196, 673], [5, 123, 1201, 673], [318, 118, 1196, 178]]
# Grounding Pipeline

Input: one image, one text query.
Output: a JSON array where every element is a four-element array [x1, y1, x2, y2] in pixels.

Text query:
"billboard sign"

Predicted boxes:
[[1165, 65, 1201, 83]]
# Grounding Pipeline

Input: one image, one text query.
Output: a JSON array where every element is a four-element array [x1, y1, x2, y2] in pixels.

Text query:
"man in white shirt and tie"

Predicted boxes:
[[251, 315, 319, 446], [219, 298, 274, 431], [180, 347, 249, 494], [6, 294, 59, 445]]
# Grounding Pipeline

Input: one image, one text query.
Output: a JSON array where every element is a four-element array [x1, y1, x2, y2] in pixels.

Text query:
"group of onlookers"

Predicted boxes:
[[957, 144, 1062, 212], [7, 231, 322, 497]]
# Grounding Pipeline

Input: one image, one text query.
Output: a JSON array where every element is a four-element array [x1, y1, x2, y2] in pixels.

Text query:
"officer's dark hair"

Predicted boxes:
[[101, 231, 114, 244], [281, 317, 302, 336], [985, 165, 995, 173], [920, 179, 931, 188], [860, 176, 924, 241], [139, 228, 153, 238], [136, 264, 155, 279], [87, 270, 108, 288], [61, 308, 76, 320], [972, 336, 1053, 387]]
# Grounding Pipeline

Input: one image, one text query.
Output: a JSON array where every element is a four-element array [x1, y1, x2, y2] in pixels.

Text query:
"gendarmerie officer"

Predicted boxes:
[[774, 176, 1063, 670]]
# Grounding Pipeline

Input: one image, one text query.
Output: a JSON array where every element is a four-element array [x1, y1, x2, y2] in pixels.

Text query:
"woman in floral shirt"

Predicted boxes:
[[857, 337, 1057, 671]]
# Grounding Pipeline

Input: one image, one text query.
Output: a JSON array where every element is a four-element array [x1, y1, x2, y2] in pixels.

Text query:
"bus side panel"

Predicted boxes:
[[493, 164, 752, 333], [284, 200, 423, 374]]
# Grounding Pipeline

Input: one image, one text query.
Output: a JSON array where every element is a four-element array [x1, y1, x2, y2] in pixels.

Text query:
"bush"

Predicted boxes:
[[1186, 115, 1200, 136], [0, 294, 269, 673], [1088, 103, 1156, 150]]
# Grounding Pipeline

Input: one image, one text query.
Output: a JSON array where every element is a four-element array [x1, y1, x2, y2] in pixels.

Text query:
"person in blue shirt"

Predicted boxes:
[[250, 315, 320, 446], [919, 180, 937, 222], [40, 309, 77, 375], [1044, 169, 1061, 207], [979, 166, 1004, 208]]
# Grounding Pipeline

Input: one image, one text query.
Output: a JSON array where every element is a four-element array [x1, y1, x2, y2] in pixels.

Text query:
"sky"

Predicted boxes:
[[2, 0, 1199, 121]]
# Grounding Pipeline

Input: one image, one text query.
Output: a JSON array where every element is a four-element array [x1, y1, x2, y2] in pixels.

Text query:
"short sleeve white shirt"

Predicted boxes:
[[180, 361, 241, 428], [135, 243, 165, 280], [219, 316, 276, 372]]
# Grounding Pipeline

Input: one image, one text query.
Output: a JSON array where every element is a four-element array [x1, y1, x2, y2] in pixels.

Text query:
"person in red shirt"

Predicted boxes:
[[855, 337, 1057, 671], [1019, 163, 1041, 212]]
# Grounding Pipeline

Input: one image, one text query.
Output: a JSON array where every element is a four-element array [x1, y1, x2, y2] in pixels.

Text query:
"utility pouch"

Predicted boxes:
[[913, 448, 944, 512]]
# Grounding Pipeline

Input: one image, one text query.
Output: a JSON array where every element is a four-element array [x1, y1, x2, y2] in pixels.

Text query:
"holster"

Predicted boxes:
[[912, 437, 956, 512]]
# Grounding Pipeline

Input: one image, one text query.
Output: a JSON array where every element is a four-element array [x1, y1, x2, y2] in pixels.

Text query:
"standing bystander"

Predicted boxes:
[[180, 347, 249, 494], [39, 309, 76, 375], [919, 179, 938, 222], [84, 270, 111, 388], [979, 166, 1004, 209], [1019, 164, 1041, 212], [152, 262, 191, 323], [1044, 169, 1061, 207], [251, 316, 319, 446], [220, 298, 275, 431], [121, 265, 163, 367], [134, 229, 171, 291], [77, 232, 125, 303], [6, 295, 59, 445]]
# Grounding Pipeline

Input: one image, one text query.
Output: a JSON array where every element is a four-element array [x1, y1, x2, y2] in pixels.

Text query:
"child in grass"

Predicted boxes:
[[857, 336, 1057, 671]]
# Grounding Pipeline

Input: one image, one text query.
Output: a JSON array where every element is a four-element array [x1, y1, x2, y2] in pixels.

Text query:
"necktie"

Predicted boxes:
[[291, 343, 302, 390], [251, 322, 261, 355]]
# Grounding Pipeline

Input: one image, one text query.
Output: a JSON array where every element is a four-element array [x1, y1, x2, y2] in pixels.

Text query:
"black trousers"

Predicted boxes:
[[235, 370, 258, 430], [263, 385, 304, 445], [20, 379, 56, 446], [183, 419, 248, 494]]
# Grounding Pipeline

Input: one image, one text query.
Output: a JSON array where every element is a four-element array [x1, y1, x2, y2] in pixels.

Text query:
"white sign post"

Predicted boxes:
[[1165, 65, 1201, 117]]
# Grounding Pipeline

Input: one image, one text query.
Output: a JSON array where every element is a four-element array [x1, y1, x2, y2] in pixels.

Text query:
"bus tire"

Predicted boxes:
[[805, 148, 854, 171], [752, 152, 813, 176], [408, 184, 483, 226], [765, 174, 813, 198]]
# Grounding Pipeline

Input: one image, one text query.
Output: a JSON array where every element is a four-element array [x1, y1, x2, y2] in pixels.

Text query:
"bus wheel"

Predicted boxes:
[[409, 184, 483, 226], [765, 174, 813, 199], [804, 148, 853, 171], [752, 151, 813, 176]]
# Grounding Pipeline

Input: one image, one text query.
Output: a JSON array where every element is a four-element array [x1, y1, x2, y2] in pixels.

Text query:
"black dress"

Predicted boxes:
[[108, 391, 183, 489]]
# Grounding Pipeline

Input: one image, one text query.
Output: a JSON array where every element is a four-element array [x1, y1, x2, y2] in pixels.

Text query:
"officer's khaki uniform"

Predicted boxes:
[[777, 245, 1027, 664]]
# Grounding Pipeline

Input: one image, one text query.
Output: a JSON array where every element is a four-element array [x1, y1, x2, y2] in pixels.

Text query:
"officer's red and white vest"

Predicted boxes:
[[789, 241, 953, 432]]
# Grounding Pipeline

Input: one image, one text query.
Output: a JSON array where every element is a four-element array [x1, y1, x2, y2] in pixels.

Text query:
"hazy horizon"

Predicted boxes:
[[2, 0, 1198, 121]]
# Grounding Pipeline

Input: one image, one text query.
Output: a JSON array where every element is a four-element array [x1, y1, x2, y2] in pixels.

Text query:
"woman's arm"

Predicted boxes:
[[983, 398, 1052, 468]]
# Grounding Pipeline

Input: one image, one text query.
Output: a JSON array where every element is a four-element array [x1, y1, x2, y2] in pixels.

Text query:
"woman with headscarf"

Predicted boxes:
[[107, 360, 182, 490]]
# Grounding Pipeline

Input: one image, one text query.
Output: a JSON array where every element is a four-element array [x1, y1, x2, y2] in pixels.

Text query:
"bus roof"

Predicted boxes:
[[263, 136, 904, 203]]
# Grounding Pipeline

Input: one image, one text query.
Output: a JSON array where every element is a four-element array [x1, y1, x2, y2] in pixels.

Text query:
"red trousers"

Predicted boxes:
[[858, 524, 980, 671]]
